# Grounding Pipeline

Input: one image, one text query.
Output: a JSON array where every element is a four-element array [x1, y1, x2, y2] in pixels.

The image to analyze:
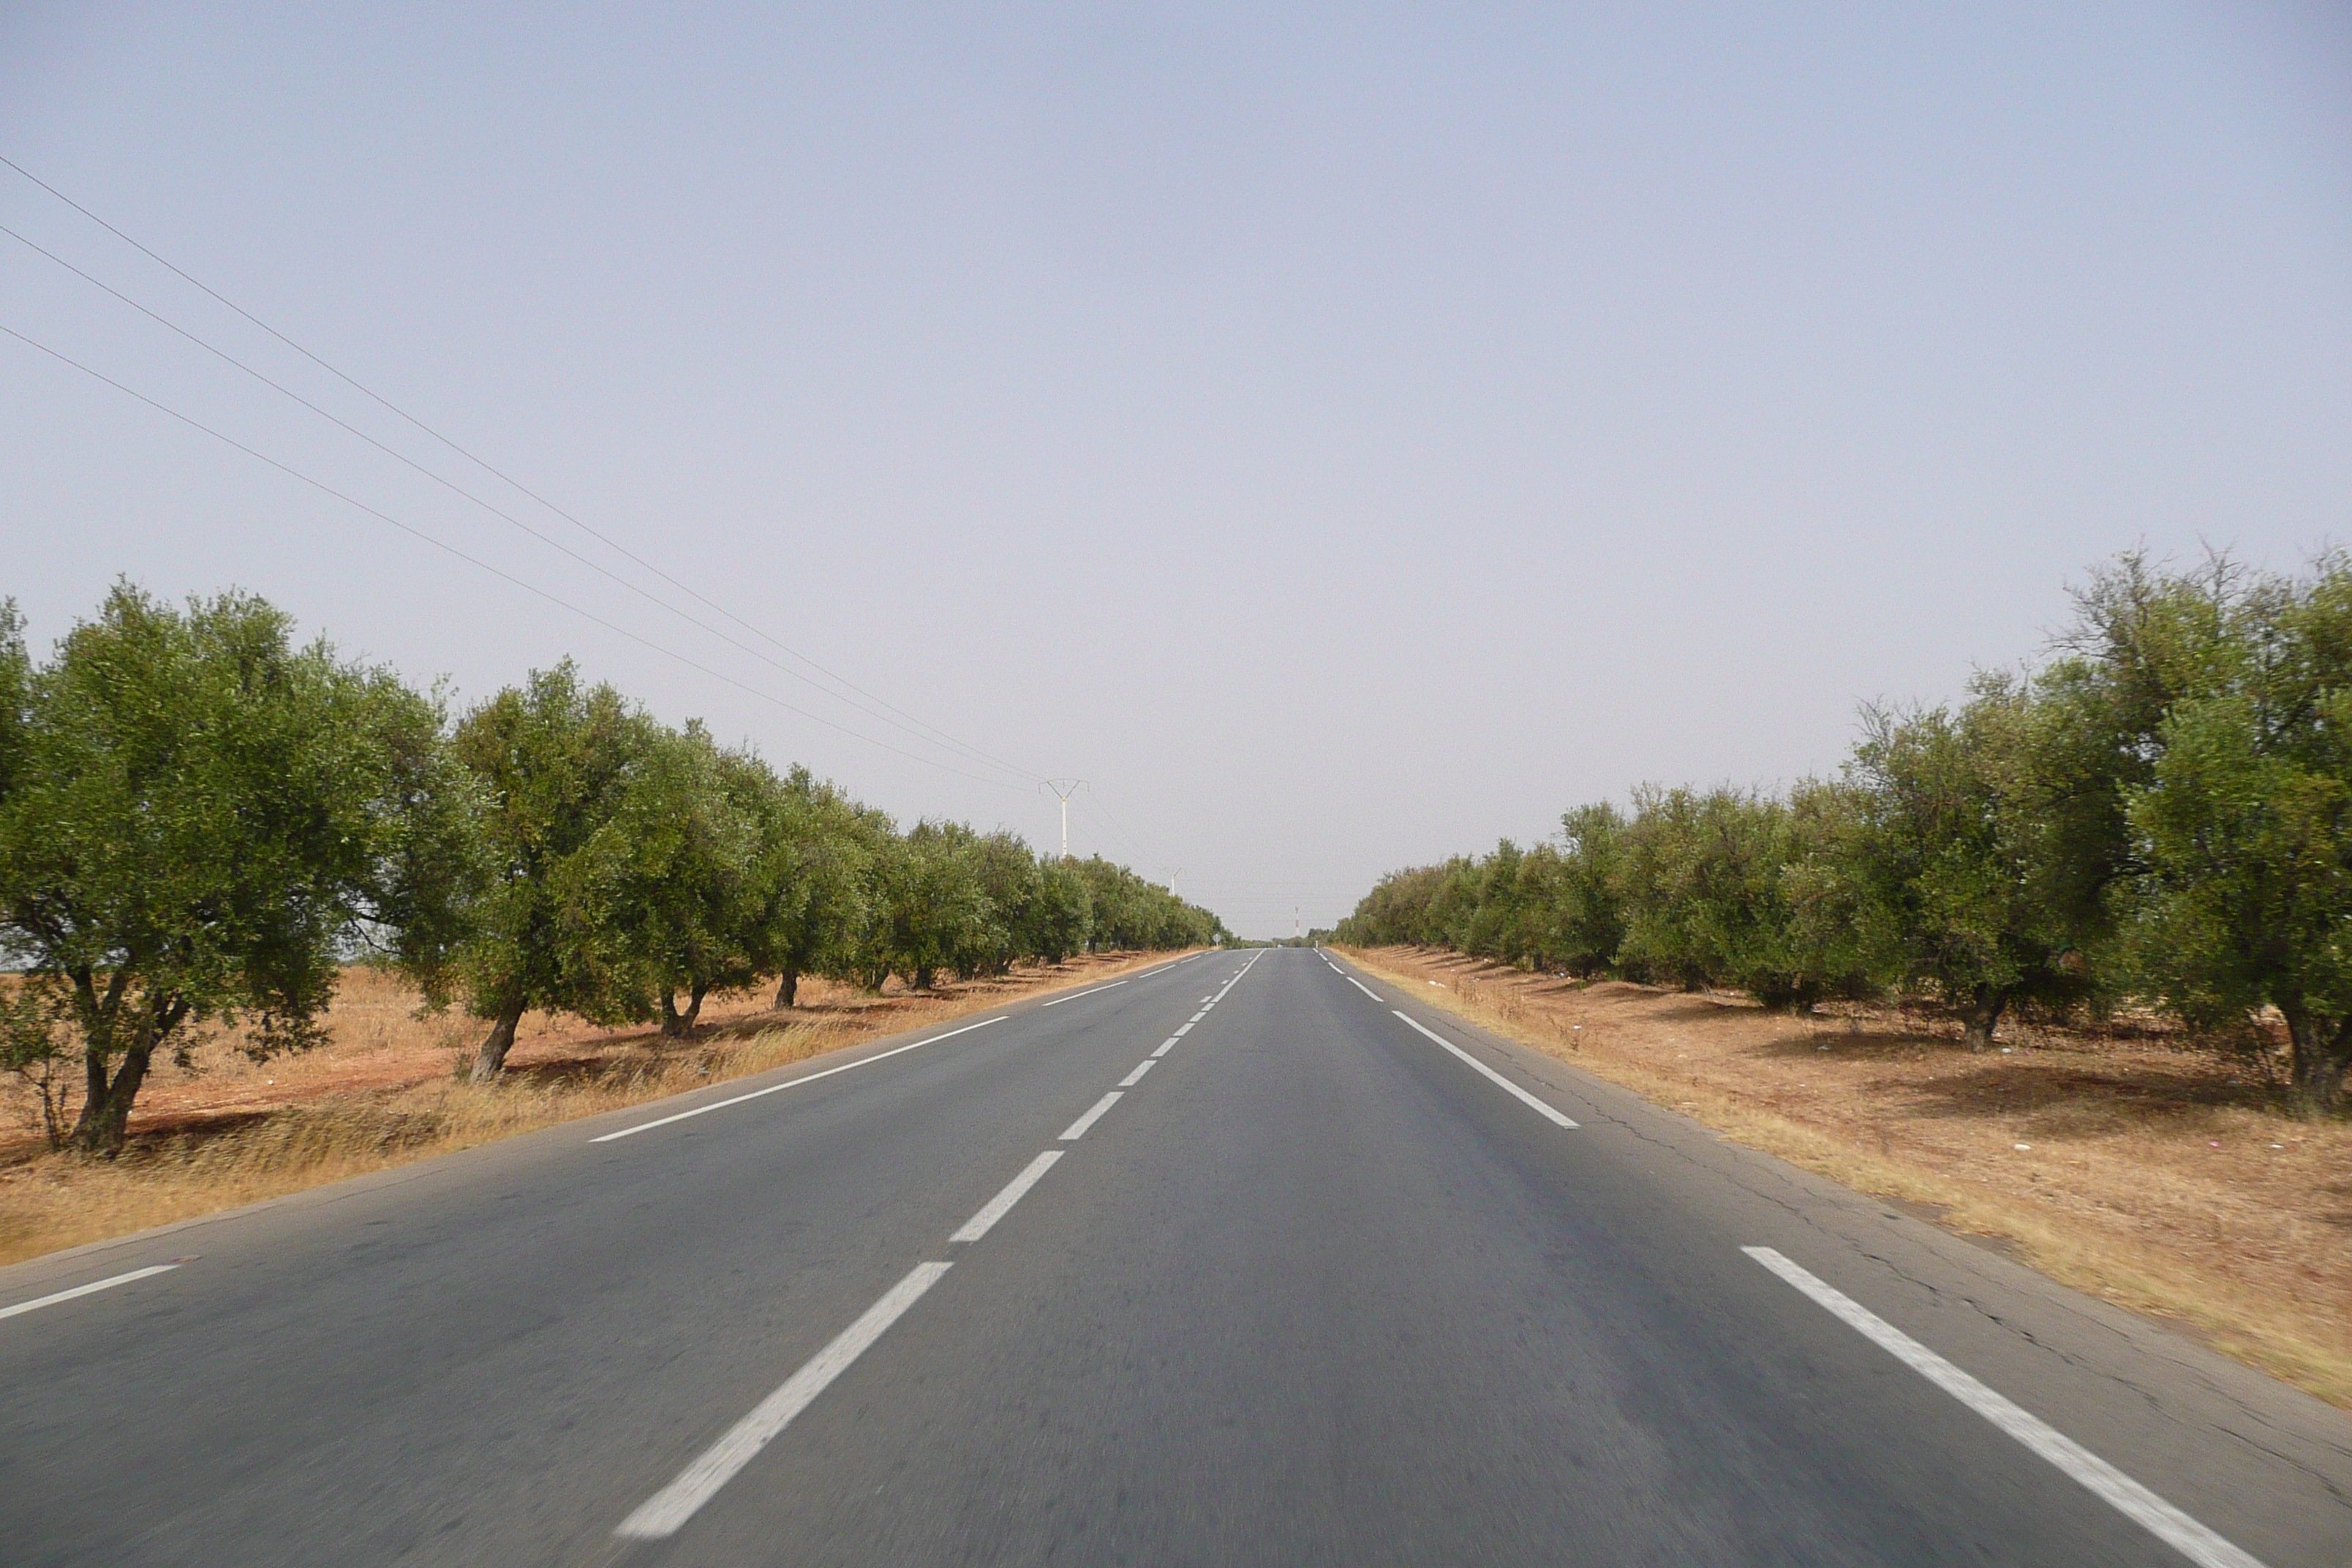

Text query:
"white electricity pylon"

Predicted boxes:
[[1041, 778, 1087, 860], [1164, 867, 1183, 897]]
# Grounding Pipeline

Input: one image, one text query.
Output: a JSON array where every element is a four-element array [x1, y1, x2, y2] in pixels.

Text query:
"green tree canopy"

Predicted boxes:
[[2122, 559, 2352, 1109], [0, 586, 470, 1150], [448, 661, 662, 1078]]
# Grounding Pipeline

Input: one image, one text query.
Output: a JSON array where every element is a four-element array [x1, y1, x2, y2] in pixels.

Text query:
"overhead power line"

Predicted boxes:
[[0, 153, 1041, 789], [0, 219, 1039, 790], [0, 320, 1035, 793]]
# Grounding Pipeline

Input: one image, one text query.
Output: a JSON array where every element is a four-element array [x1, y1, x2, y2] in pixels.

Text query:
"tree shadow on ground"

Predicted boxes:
[[1885, 1059, 2273, 1134]]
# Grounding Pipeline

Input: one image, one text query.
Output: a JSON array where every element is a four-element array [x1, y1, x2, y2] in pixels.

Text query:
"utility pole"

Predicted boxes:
[[1041, 779, 1086, 860], [1294, 906, 1302, 944]]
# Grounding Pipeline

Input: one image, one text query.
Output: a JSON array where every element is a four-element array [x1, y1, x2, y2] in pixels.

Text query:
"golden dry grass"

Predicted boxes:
[[1340, 944, 2352, 1410], [0, 951, 1198, 1268]]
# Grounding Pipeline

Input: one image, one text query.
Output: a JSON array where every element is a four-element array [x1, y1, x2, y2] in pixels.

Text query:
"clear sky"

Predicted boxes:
[[4, 4, 2348, 938]]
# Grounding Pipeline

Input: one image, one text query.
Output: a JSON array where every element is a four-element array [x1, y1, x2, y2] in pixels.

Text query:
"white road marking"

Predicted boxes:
[[1392, 1011, 1579, 1128], [1118, 1059, 1156, 1087], [1348, 977, 1379, 999], [0, 1264, 179, 1322], [1172, 1022, 1194, 1038], [1124, 952, 1203, 981], [1189, 1011, 1207, 1022], [1059, 1090, 1123, 1141], [614, 1261, 953, 1539], [1743, 1247, 2266, 1568], [1042, 979, 1128, 1008], [1151, 1037, 1178, 1058], [592, 1016, 1008, 1142], [951, 1152, 1063, 1243]]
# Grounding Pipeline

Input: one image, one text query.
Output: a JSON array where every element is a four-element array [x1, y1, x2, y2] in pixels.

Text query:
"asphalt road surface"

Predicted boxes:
[[5, 948, 2351, 1566]]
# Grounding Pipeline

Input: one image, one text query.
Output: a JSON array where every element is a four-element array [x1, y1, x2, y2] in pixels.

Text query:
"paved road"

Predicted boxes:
[[5, 948, 2351, 1566]]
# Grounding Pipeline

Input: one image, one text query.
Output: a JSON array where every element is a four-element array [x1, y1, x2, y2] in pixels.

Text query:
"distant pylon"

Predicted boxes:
[[1041, 778, 1086, 859]]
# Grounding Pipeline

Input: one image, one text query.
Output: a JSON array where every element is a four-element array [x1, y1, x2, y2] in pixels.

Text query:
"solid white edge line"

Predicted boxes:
[[614, 1261, 953, 1539], [1041, 979, 1129, 1008], [1348, 977, 1378, 999], [950, 1150, 1063, 1243], [592, 1016, 1009, 1142], [1741, 1247, 2266, 1568], [0, 1263, 179, 1322], [1391, 1011, 1578, 1128], [1059, 1090, 1123, 1141], [1118, 1058, 1156, 1088]]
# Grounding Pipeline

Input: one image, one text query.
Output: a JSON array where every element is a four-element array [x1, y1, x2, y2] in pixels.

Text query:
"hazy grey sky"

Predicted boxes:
[[4, 4, 2348, 937]]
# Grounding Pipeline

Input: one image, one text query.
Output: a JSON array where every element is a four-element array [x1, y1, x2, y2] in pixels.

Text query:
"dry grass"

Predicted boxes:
[[0, 951, 1198, 1268], [1341, 945, 2352, 1409]]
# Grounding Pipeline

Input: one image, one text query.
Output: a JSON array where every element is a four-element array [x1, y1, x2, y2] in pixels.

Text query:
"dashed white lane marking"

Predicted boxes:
[[613, 951, 1256, 1542], [1172, 1022, 1194, 1038], [1347, 977, 1379, 999], [1042, 979, 1128, 1007], [1123, 952, 1205, 981], [1392, 1011, 1579, 1128], [1743, 1247, 2266, 1568], [0, 1264, 180, 1322], [615, 1262, 954, 1539], [1059, 1090, 1123, 1141], [1150, 1037, 1178, 1058], [593, 1016, 1009, 1142], [951, 1152, 1063, 1243], [1118, 1059, 1156, 1088]]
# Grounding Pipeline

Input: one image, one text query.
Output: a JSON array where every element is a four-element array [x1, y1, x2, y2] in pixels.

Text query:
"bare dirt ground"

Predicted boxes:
[[1342, 944, 2352, 1409], [0, 951, 1196, 1269]]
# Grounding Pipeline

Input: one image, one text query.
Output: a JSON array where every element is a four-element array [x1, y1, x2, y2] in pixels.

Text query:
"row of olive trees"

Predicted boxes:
[[1335, 554, 2352, 1112], [0, 584, 1226, 1152]]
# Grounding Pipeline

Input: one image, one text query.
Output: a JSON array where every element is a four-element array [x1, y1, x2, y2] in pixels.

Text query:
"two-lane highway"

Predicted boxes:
[[4, 949, 2349, 1565]]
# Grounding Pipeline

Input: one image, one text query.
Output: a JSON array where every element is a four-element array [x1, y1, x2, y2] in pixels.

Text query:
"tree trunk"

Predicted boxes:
[[913, 965, 935, 993], [69, 1044, 154, 1156], [2283, 1009, 2352, 1114], [661, 984, 706, 1037], [1961, 987, 2009, 1052], [773, 970, 799, 1010], [469, 997, 528, 1082]]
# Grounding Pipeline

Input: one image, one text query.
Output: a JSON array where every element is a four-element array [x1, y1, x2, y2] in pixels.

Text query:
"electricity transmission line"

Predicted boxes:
[[0, 154, 1039, 791], [0, 152, 1183, 868], [0, 320, 1038, 791]]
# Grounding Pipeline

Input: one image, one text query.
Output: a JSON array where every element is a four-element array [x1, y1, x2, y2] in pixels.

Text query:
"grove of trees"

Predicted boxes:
[[1333, 554, 2352, 1114], [0, 584, 1226, 1153]]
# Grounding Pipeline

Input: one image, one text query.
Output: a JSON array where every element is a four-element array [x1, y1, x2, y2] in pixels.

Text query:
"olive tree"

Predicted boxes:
[[0, 587, 472, 1151], [1843, 687, 2103, 1048], [831, 820, 986, 993], [2123, 559, 2352, 1109], [1547, 802, 1628, 977], [1026, 856, 1093, 965], [747, 766, 872, 1010], [448, 662, 660, 1079], [598, 723, 765, 1036]]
